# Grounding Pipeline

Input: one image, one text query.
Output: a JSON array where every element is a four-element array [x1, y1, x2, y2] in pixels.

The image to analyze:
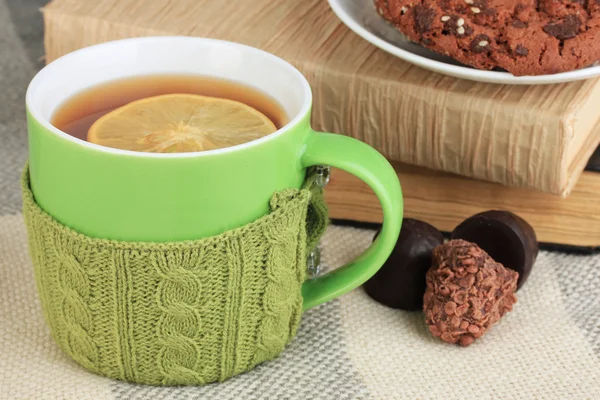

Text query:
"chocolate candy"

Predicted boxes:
[[451, 210, 537, 290], [364, 219, 444, 311], [424, 240, 518, 346], [586, 145, 600, 172]]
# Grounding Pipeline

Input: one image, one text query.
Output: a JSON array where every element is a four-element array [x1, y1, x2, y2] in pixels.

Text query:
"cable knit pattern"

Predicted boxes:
[[252, 190, 309, 366], [54, 248, 99, 373], [22, 167, 328, 386], [154, 251, 206, 385]]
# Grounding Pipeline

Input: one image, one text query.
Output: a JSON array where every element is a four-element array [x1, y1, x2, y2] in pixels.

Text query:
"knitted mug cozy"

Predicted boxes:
[[22, 167, 328, 386]]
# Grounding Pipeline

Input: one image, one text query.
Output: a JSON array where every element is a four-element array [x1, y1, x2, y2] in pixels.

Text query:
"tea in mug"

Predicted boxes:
[[51, 75, 288, 153]]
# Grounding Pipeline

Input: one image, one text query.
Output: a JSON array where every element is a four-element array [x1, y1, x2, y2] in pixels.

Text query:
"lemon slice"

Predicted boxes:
[[87, 94, 277, 153]]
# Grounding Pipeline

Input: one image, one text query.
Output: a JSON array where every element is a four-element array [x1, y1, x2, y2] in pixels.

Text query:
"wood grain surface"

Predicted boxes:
[[325, 163, 600, 247], [42, 0, 600, 195]]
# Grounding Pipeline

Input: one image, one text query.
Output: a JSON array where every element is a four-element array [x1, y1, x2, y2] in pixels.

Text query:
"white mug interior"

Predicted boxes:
[[26, 36, 312, 157]]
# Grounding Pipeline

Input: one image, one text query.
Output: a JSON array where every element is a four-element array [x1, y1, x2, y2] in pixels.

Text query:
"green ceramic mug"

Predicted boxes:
[[26, 36, 403, 310]]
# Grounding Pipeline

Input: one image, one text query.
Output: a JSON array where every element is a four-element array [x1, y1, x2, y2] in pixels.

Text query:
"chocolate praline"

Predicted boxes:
[[451, 210, 537, 289], [364, 219, 444, 311]]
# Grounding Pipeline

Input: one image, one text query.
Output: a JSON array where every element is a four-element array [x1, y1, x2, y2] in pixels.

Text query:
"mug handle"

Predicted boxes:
[[300, 131, 403, 310]]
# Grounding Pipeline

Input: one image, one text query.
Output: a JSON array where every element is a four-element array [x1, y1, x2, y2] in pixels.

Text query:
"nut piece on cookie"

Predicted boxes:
[[423, 240, 518, 347]]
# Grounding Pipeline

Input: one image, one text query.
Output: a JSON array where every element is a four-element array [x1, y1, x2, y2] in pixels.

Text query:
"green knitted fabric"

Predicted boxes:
[[22, 167, 328, 386]]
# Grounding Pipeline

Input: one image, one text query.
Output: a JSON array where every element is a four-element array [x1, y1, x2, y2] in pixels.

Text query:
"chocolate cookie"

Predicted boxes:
[[375, 0, 600, 75]]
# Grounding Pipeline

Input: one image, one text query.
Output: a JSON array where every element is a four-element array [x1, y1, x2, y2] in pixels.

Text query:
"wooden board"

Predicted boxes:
[[325, 164, 600, 248], [42, 0, 600, 195]]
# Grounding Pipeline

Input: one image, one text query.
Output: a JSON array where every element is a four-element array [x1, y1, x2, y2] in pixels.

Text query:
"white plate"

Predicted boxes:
[[328, 0, 600, 85]]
